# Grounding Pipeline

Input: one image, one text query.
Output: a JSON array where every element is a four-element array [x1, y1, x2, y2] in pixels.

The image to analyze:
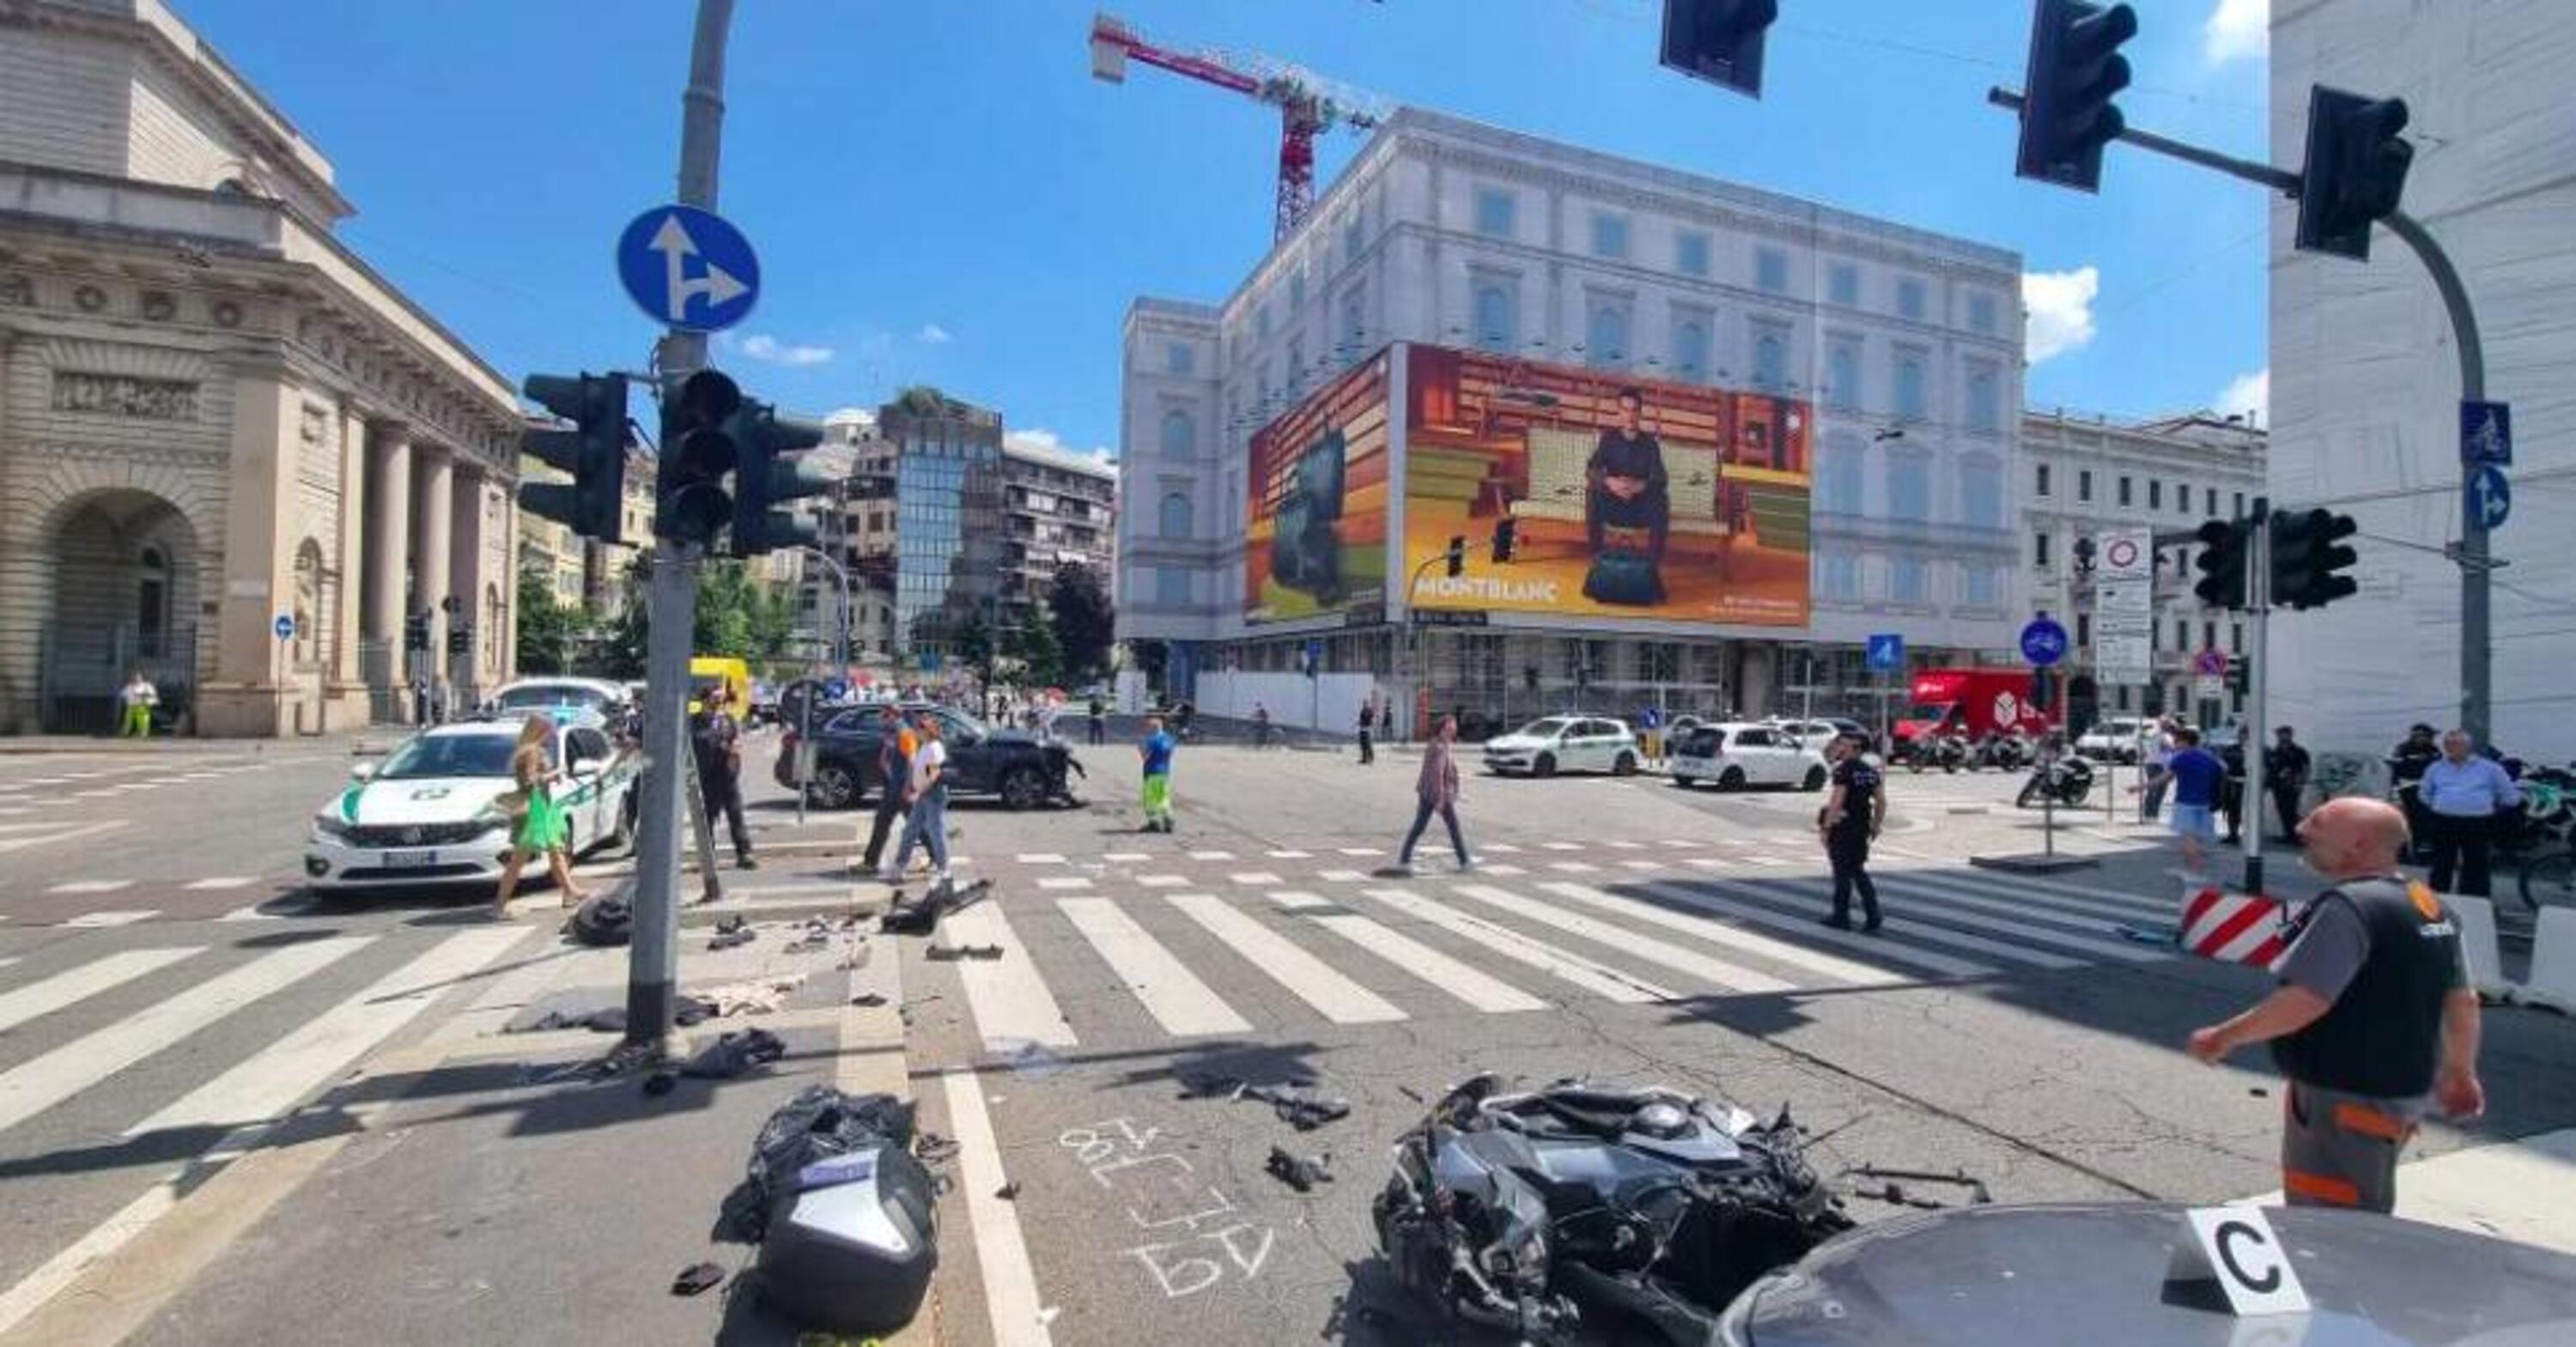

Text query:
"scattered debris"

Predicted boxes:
[[913, 1132, 959, 1166], [715, 914, 750, 935], [1178, 1073, 1351, 1131], [708, 926, 757, 952], [2249, 1085, 2271, 1098], [850, 992, 888, 1008], [669, 1261, 726, 1296], [680, 1027, 787, 1079], [995, 1180, 1021, 1201], [879, 876, 992, 936], [990, 1039, 1068, 1080], [565, 894, 633, 947], [698, 974, 808, 1017], [1265, 1146, 1334, 1192], [714, 1087, 935, 1333], [1837, 1166, 1994, 1210], [642, 1070, 678, 1098], [927, 943, 1004, 962]]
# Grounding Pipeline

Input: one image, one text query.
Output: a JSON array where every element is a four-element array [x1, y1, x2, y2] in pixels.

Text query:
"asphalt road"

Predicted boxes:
[[3, 731, 2572, 1345]]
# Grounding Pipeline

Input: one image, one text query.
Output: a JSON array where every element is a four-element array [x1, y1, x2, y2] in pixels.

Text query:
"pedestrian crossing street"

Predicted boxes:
[[921, 839, 2197, 1053], [0, 925, 533, 1333]]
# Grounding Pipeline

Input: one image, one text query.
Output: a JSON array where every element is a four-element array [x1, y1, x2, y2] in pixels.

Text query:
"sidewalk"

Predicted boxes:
[[3, 897, 935, 1347], [0, 730, 382, 756]]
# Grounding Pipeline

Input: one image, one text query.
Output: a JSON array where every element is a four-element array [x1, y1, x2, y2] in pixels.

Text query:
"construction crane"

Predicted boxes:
[[1090, 10, 1391, 242]]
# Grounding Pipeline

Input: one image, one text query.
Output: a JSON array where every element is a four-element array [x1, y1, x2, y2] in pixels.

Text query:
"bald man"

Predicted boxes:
[[2188, 798, 2483, 1213]]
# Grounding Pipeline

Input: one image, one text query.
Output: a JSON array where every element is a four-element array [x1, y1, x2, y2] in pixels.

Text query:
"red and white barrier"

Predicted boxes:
[[2181, 888, 2289, 968]]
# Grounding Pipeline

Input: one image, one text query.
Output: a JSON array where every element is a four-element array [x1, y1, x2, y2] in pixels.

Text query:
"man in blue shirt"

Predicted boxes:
[[2164, 726, 2227, 875], [1138, 716, 1178, 833], [2419, 728, 2520, 897]]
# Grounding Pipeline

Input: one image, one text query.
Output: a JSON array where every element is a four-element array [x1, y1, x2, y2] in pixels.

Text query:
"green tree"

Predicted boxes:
[[1006, 612, 1065, 690], [1047, 561, 1115, 681], [953, 611, 995, 689], [514, 570, 574, 675]]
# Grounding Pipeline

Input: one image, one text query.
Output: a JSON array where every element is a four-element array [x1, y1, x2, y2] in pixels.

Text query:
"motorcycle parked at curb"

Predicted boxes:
[[2016, 754, 2095, 809]]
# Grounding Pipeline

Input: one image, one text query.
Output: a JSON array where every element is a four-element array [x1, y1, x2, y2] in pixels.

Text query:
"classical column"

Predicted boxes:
[[331, 405, 368, 690], [413, 444, 454, 710], [447, 460, 485, 705], [198, 360, 300, 737], [364, 423, 412, 689]]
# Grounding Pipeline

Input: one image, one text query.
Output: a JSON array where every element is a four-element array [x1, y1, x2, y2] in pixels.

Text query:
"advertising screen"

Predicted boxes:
[[1401, 343, 1810, 626], [1243, 349, 1392, 623]]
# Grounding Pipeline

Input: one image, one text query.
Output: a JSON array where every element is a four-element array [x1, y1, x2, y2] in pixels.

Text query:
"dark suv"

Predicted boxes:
[[774, 702, 1082, 810]]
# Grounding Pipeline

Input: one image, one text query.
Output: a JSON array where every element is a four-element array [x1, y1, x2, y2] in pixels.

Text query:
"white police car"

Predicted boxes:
[[303, 713, 638, 895]]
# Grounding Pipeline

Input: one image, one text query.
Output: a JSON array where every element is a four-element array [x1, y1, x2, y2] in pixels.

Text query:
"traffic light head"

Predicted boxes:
[[2192, 517, 2249, 610], [729, 399, 831, 556], [657, 370, 741, 545], [518, 372, 629, 543], [2015, 0, 2138, 193], [1492, 517, 1518, 564], [2297, 86, 2413, 261], [1444, 535, 1466, 579], [2271, 507, 2360, 610], [1659, 0, 1779, 99], [2072, 535, 2097, 574]]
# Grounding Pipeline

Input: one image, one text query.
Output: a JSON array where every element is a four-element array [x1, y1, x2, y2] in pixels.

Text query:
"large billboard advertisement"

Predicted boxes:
[[1401, 343, 1811, 626], [1243, 349, 1392, 623]]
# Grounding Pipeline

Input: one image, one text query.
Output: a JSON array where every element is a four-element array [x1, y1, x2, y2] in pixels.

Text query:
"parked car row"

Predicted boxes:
[[1476, 713, 1837, 792]]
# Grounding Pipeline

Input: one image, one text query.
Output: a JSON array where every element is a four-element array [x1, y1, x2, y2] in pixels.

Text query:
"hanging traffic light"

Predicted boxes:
[[728, 397, 830, 556], [2270, 507, 2360, 610], [2192, 518, 2250, 610], [1444, 535, 1466, 579], [1658, 0, 1779, 99], [2295, 85, 2414, 262], [519, 372, 629, 543], [657, 370, 740, 545], [1492, 516, 1518, 563], [2014, 0, 2137, 193], [2072, 535, 2097, 576]]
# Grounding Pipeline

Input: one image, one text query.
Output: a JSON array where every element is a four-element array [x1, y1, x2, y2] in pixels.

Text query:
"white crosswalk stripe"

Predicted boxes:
[[0, 949, 203, 1035], [1167, 893, 1405, 1024], [1268, 891, 1546, 1014], [941, 901, 1076, 1051], [1540, 882, 1910, 989], [1360, 888, 1678, 1003], [184, 877, 260, 891], [1867, 874, 2168, 962], [1747, 877, 2090, 970], [1453, 883, 1797, 993], [1653, 879, 1998, 980], [1058, 898, 1249, 1037], [62, 910, 159, 928], [47, 879, 132, 895]]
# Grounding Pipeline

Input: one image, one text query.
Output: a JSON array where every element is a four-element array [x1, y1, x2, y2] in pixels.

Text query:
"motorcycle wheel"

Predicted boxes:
[[2016, 783, 2040, 809]]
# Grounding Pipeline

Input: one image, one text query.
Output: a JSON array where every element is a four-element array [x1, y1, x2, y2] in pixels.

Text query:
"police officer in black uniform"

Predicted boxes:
[[1818, 731, 1886, 932]]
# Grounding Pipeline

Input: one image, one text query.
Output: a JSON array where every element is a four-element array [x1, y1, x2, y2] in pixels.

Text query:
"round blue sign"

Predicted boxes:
[[826, 678, 850, 701], [2020, 617, 2070, 668], [273, 613, 295, 641], [615, 204, 762, 334]]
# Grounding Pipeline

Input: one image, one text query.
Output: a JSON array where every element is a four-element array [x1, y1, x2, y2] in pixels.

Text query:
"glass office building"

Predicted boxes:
[[878, 390, 1004, 664]]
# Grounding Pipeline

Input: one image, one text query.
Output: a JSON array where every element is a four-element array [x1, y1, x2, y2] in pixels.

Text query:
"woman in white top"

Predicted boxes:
[[890, 714, 951, 883]]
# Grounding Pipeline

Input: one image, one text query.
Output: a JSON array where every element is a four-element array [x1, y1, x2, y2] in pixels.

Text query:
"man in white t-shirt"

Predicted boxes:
[[890, 714, 952, 883]]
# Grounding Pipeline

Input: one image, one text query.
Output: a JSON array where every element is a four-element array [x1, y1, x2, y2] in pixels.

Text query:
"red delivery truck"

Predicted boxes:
[[1894, 668, 2057, 749]]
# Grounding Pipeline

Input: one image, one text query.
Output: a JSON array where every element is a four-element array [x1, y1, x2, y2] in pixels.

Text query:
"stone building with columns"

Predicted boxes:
[[0, 0, 520, 736]]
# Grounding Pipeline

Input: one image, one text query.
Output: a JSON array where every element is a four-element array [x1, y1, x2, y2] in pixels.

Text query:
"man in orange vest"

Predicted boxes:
[[861, 711, 921, 880]]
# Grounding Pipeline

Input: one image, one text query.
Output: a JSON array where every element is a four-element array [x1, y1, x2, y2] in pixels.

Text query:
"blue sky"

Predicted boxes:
[[190, 0, 2274, 457]]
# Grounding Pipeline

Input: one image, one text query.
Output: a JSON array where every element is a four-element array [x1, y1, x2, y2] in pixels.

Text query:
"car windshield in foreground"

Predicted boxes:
[[374, 733, 522, 780], [496, 685, 607, 712], [1510, 719, 1575, 740]]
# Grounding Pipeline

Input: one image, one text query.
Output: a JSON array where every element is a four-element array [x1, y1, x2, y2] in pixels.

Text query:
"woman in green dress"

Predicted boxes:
[[493, 713, 590, 916]]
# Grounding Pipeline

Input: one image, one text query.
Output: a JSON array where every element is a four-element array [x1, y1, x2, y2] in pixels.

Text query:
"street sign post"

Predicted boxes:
[[616, 203, 761, 333], [2462, 399, 2512, 465], [2470, 464, 2511, 531], [1864, 634, 1904, 671], [2020, 617, 2069, 667]]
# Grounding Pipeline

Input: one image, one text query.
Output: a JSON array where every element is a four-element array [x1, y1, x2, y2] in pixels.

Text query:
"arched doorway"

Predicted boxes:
[[43, 489, 202, 733]]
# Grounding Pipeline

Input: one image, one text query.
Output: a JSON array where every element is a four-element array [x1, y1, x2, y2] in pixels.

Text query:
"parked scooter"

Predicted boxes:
[[1908, 731, 1968, 774], [1974, 732, 2032, 773], [2016, 753, 2095, 808]]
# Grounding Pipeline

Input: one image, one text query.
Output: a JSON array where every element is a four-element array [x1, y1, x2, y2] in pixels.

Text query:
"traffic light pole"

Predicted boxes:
[[2243, 497, 2271, 898], [1994, 85, 2494, 745], [627, 0, 735, 1056]]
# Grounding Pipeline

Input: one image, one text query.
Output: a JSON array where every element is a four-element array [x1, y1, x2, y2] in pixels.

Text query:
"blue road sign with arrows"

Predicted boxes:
[[2020, 617, 2069, 668], [616, 204, 760, 333], [1865, 633, 1904, 672], [273, 613, 295, 641], [2471, 464, 2511, 531]]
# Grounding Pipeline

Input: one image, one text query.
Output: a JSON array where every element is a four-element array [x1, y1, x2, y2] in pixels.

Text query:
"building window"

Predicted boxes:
[[1474, 187, 1516, 239], [2176, 617, 2190, 651], [1752, 321, 1789, 390], [2177, 480, 2192, 515], [1342, 213, 1364, 261], [1676, 231, 1710, 277], [1965, 363, 2001, 433], [1591, 211, 1630, 260], [1897, 276, 1927, 320], [1672, 317, 1710, 381], [1820, 553, 1859, 600], [2077, 612, 2093, 647], [1968, 292, 1998, 334], [1159, 409, 1194, 457], [1965, 564, 2001, 606], [1826, 337, 1861, 412], [1894, 349, 1927, 421], [2203, 620, 2219, 651], [1887, 452, 1930, 521], [2233, 490, 2245, 516], [1891, 558, 1928, 604], [2117, 475, 2133, 507], [2148, 480, 2162, 511], [1340, 290, 1365, 356], [1755, 246, 1789, 294], [1155, 567, 1189, 607], [1473, 281, 1517, 353], [1820, 434, 1864, 513], [1961, 457, 2003, 528], [1586, 301, 1630, 367], [2035, 462, 2052, 497], [1289, 269, 1306, 310], [2034, 531, 2053, 567], [1255, 303, 1271, 337], [2079, 469, 2094, 502], [2205, 486, 2218, 515], [2231, 622, 2244, 652], [1163, 342, 1194, 376], [1827, 263, 1860, 306], [1158, 491, 1193, 540]]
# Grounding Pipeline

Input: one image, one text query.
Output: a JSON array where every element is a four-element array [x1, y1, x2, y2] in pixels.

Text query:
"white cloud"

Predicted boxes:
[[2213, 367, 2269, 423], [736, 333, 835, 367], [1005, 427, 1116, 468], [916, 323, 952, 344], [2202, 0, 2268, 65], [2021, 266, 2100, 363]]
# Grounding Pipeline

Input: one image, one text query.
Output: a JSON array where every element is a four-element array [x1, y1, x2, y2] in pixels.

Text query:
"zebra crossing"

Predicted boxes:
[[0, 925, 532, 1335], [919, 847, 2199, 1053]]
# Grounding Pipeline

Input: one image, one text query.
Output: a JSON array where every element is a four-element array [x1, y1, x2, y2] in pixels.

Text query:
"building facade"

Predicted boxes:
[[997, 436, 1115, 632], [1, 0, 521, 735], [1117, 109, 2026, 730], [2020, 409, 2267, 729], [2268, 0, 2576, 759], [877, 387, 1004, 668]]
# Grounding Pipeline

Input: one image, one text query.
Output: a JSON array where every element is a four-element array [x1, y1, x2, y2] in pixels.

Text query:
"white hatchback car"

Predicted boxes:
[[1480, 716, 1642, 778], [1668, 722, 1831, 792], [303, 715, 639, 895]]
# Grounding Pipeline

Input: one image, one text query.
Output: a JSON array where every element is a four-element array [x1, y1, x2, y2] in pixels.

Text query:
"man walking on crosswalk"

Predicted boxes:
[[1397, 714, 1473, 876], [1139, 715, 1177, 833]]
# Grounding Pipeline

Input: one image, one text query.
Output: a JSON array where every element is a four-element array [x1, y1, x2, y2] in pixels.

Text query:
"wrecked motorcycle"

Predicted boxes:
[[1372, 1075, 1853, 1344]]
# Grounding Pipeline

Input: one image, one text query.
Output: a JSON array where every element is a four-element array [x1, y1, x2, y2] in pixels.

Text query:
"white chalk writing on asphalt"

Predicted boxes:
[[1059, 1116, 1277, 1298]]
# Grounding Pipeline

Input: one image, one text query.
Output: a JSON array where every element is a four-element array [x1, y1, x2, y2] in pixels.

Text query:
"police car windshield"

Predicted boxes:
[[496, 685, 608, 712], [375, 733, 528, 780], [1512, 718, 1577, 739]]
